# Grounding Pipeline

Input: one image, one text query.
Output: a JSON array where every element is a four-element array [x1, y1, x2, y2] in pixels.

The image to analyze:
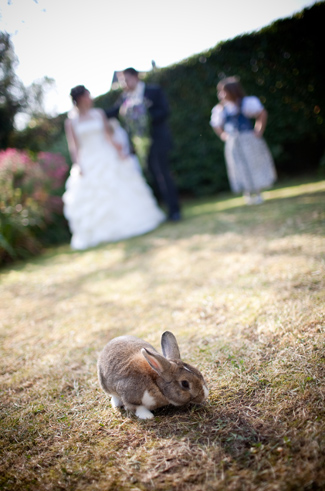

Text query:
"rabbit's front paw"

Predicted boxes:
[[135, 406, 154, 419]]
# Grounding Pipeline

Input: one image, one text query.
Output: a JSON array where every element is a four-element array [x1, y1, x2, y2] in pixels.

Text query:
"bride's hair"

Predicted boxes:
[[70, 85, 89, 104]]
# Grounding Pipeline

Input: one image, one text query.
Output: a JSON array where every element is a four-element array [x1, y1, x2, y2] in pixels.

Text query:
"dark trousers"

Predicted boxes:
[[148, 142, 180, 217]]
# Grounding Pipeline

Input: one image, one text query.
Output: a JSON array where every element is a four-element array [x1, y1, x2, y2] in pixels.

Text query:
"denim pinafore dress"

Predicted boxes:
[[223, 100, 276, 193]]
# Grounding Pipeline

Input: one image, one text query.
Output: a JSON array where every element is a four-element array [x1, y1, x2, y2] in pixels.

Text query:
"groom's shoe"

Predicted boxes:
[[168, 211, 181, 222]]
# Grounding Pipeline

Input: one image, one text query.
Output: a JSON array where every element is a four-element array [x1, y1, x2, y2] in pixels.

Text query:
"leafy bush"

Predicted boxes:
[[12, 114, 71, 165], [0, 32, 26, 149], [96, 2, 325, 195], [0, 149, 69, 265], [11, 3, 325, 197]]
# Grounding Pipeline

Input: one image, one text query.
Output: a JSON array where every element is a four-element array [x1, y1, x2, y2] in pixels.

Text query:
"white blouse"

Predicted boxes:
[[210, 96, 264, 131]]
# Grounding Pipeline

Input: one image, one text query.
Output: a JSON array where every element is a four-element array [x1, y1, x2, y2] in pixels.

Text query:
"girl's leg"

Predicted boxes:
[[243, 191, 264, 205], [254, 192, 264, 204], [243, 192, 253, 204]]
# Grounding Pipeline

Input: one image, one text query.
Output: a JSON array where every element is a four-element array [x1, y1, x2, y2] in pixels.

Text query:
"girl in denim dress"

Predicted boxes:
[[210, 77, 276, 204]]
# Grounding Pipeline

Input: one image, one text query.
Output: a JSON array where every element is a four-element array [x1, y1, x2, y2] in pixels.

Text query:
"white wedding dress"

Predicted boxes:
[[63, 109, 165, 250]]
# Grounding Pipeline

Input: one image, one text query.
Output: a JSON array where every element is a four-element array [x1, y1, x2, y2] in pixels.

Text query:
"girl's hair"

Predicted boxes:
[[70, 85, 89, 104], [217, 76, 246, 103]]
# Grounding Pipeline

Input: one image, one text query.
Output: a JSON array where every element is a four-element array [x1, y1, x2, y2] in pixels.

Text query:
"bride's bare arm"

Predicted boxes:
[[98, 109, 126, 158], [65, 119, 80, 165]]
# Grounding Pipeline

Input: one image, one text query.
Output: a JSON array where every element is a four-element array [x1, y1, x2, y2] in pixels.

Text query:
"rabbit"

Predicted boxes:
[[97, 331, 209, 419]]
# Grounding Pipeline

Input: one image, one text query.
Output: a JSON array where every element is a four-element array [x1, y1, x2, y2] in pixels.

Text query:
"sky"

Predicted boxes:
[[0, 0, 318, 120]]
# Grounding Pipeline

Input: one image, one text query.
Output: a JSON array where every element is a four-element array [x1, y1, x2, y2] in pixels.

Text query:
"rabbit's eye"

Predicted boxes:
[[181, 380, 190, 389]]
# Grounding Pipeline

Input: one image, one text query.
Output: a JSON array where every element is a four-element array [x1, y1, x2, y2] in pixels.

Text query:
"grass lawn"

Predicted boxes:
[[0, 178, 324, 490]]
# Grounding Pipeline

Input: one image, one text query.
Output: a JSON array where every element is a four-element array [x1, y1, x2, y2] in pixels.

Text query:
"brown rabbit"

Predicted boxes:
[[97, 331, 208, 419]]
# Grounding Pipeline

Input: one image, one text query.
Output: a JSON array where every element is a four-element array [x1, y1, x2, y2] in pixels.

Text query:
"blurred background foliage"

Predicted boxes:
[[96, 2, 325, 195], [0, 2, 324, 264], [4, 2, 324, 196], [0, 32, 26, 149], [0, 149, 69, 265]]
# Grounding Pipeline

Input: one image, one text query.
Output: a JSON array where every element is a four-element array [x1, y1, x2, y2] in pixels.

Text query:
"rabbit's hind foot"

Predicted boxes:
[[111, 395, 123, 408]]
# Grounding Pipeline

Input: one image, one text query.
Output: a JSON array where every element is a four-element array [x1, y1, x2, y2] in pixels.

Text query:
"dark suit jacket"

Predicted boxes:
[[105, 84, 172, 150]]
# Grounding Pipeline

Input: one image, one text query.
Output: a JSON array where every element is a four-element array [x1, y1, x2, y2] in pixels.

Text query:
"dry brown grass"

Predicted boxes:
[[1, 178, 325, 490]]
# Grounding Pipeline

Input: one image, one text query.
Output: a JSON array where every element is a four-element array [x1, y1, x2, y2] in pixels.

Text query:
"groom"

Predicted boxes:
[[105, 67, 181, 221]]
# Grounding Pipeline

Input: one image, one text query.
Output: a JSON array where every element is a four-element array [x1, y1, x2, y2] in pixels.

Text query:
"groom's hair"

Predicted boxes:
[[123, 67, 139, 77]]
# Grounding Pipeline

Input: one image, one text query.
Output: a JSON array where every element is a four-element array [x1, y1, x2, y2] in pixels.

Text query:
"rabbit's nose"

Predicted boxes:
[[192, 392, 205, 403], [194, 385, 209, 403]]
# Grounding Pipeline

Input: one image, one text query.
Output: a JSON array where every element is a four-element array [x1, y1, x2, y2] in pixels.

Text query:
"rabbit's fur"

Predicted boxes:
[[98, 331, 208, 419]]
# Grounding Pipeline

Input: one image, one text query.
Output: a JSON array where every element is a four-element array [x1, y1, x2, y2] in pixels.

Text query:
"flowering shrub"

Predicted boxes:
[[0, 149, 68, 265], [37, 152, 69, 217], [38, 152, 69, 191]]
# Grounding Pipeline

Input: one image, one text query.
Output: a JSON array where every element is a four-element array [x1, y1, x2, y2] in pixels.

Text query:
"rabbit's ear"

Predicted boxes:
[[141, 348, 172, 375], [161, 331, 181, 360]]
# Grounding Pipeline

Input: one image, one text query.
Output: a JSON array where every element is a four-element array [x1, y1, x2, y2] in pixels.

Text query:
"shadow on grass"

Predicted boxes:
[[2, 193, 323, 320], [102, 397, 279, 474], [2, 180, 324, 278]]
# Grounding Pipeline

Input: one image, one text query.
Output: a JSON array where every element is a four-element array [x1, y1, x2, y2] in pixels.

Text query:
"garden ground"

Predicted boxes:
[[1, 178, 324, 490]]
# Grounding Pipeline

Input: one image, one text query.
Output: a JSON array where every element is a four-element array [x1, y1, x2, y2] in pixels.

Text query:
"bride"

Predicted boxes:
[[63, 85, 165, 250]]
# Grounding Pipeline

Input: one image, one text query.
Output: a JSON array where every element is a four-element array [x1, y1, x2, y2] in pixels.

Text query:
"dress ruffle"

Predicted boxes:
[[63, 113, 165, 250]]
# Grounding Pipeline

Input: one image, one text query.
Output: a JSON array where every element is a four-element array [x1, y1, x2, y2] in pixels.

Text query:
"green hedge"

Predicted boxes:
[[96, 2, 325, 195], [19, 2, 325, 196]]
